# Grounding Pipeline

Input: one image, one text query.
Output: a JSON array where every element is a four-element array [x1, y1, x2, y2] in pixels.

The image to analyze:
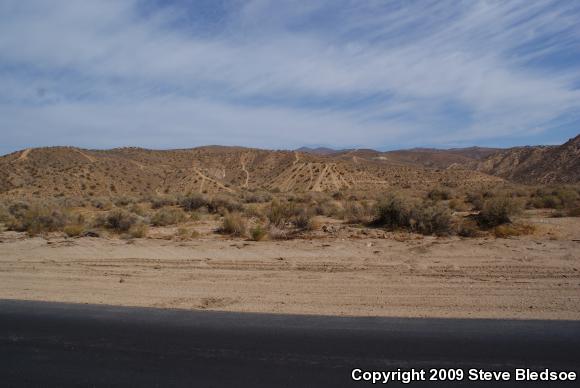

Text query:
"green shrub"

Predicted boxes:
[[219, 212, 247, 237], [151, 208, 186, 226], [477, 197, 522, 228], [427, 188, 451, 201], [64, 224, 85, 237], [267, 200, 296, 227], [372, 195, 452, 236], [95, 209, 137, 232], [293, 208, 313, 230], [179, 193, 208, 211], [372, 194, 412, 229], [243, 191, 272, 203], [150, 196, 177, 209], [250, 225, 267, 241], [457, 219, 480, 237], [8, 204, 69, 236], [411, 204, 452, 236], [208, 195, 243, 214]]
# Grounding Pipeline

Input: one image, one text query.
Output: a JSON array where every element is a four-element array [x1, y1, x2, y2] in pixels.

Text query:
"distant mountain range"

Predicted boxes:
[[0, 135, 577, 199]]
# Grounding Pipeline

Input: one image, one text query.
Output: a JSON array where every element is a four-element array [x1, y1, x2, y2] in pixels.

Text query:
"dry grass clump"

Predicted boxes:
[[219, 212, 247, 237], [127, 223, 148, 238], [268, 225, 288, 240], [94, 209, 138, 233], [493, 223, 536, 238], [477, 196, 522, 228], [150, 208, 187, 226], [342, 200, 373, 224]]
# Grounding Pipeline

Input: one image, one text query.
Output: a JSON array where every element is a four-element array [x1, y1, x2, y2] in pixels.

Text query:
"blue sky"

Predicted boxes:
[[1, 0, 579, 155]]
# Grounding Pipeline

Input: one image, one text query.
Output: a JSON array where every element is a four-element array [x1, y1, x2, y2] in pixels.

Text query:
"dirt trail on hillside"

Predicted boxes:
[[1, 226, 578, 319], [16, 149, 31, 161]]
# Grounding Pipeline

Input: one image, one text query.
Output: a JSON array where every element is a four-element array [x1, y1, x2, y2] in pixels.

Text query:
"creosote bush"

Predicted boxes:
[[372, 194, 452, 236], [151, 208, 186, 226], [8, 204, 69, 236], [95, 209, 137, 233], [477, 197, 522, 228], [179, 193, 208, 211]]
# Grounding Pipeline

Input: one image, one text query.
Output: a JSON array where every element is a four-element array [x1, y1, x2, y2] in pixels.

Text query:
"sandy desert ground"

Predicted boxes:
[[1, 215, 578, 320]]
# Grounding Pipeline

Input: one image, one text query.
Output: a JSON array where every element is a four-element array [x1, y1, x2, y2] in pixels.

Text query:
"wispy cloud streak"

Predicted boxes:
[[0, 0, 579, 153]]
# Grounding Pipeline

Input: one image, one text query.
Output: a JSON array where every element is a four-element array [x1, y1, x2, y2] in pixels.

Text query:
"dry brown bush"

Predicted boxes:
[[219, 212, 247, 237]]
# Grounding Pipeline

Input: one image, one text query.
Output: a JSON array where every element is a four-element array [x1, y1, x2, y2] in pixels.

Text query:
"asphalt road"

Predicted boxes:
[[1, 300, 579, 387]]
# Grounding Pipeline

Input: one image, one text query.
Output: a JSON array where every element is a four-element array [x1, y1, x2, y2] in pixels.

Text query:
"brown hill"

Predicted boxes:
[[475, 135, 580, 184], [331, 147, 501, 169], [0, 146, 503, 199]]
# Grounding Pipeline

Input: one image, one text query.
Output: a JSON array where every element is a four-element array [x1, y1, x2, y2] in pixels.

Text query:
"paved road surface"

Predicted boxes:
[[1, 300, 579, 387]]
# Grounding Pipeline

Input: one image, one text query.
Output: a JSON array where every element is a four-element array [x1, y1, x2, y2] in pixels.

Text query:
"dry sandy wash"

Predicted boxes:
[[1, 216, 578, 320]]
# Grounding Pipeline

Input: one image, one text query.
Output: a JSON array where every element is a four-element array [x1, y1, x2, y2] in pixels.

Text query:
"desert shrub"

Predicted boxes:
[[179, 193, 208, 211], [427, 188, 451, 201], [64, 224, 85, 237], [293, 208, 313, 230], [128, 223, 148, 238], [95, 209, 137, 232], [128, 203, 147, 216], [267, 200, 297, 228], [411, 204, 452, 236], [151, 208, 186, 226], [250, 225, 267, 241], [113, 197, 134, 207], [343, 201, 372, 224], [151, 195, 177, 209], [477, 197, 522, 228], [8, 204, 69, 236], [457, 219, 480, 237], [243, 204, 264, 219], [372, 195, 412, 229], [466, 192, 485, 211], [568, 207, 580, 217], [331, 191, 344, 200], [268, 225, 288, 240], [91, 198, 113, 210], [372, 195, 452, 236], [448, 198, 468, 212], [243, 191, 272, 203], [0, 204, 11, 224], [219, 212, 247, 237], [208, 195, 243, 214], [313, 200, 342, 218]]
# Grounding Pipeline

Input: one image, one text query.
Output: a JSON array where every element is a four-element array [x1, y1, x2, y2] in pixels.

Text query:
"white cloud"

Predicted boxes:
[[0, 0, 579, 153]]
